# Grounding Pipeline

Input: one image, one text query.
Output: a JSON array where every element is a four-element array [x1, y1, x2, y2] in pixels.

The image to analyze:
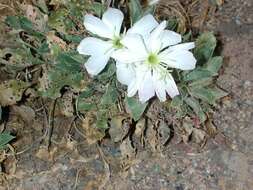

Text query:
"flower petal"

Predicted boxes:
[[164, 74, 179, 98], [77, 37, 112, 56], [159, 50, 197, 70], [116, 61, 136, 85], [84, 14, 113, 39], [127, 14, 159, 36], [85, 54, 111, 75], [127, 64, 147, 97], [121, 33, 148, 56], [152, 69, 167, 101], [112, 49, 146, 63], [102, 8, 124, 35], [128, 80, 138, 97], [148, 21, 167, 52], [160, 30, 182, 49], [168, 42, 195, 51], [138, 70, 155, 102]]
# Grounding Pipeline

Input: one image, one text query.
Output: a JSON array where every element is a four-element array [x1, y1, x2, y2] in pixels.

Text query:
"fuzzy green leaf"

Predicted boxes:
[[43, 71, 84, 98], [48, 9, 74, 33], [194, 32, 217, 64], [184, 97, 206, 123], [55, 52, 85, 72], [5, 16, 21, 29], [97, 62, 116, 82], [143, 4, 156, 16], [79, 87, 95, 99], [209, 88, 228, 100], [0, 132, 15, 149], [77, 102, 96, 112], [204, 56, 223, 75], [100, 82, 118, 106], [190, 88, 215, 105], [125, 97, 147, 121], [190, 87, 228, 105], [5, 16, 44, 38], [90, 2, 106, 17], [184, 68, 214, 81], [129, 0, 143, 24], [189, 78, 213, 88], [96, 110, 109, 129], [170, 96, 184, 108], [42, 52, 85, 98]]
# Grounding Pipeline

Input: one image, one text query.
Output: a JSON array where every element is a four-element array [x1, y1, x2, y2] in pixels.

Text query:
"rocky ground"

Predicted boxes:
[[0, 0, 252, 189]]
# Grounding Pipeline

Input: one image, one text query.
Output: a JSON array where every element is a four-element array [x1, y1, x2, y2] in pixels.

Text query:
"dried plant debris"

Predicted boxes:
[[57, 90, 75, 117], [156, 0, 224, 33], [0, 80, 29, 106]]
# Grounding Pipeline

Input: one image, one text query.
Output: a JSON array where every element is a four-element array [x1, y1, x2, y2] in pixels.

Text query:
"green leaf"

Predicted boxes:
[[19, 16, 33, 31], [184, 68, 214, 81], [184, 97, 206, 123], [41, 52, 85, 98], [63, 34, 83, 43], [129, 0, 143, 24], [170, 96, 184, 108], [6, 16, 43, 38], [77, 87, 97, 113], [5, 16, 21, 29], [96, 110, 109, 130], [182, 31, 192, 42], [43, 70, 84, 99], [97, 62, 116, 82], [204, 56, 223, 75], [125, 97, 148, 121], [77, 102, 96, 112], [189, 78, 213, 88], [194, 32, 217, 64], [79, 87, 95, 99], [55, 52, 85, 72], [90, 2, 106, 17], [208, 87, 228, 100], [190, 87, 215, 104], [143, 4, 156, 16], [0, 132, 15, 149], [100, 82, 118, 106], [167, 18, 178, 31], [190, 87, 228, 105], [36, 0, 49, 14], [48, 9, 74, 33], [37, 42, 50, 54]]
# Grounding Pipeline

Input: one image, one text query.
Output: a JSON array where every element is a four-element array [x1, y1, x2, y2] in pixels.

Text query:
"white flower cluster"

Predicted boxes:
[[77, 8, 196, 103]]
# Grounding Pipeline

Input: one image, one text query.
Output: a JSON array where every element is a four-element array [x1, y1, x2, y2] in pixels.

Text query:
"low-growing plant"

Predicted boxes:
[[1, 0, 227, 136]]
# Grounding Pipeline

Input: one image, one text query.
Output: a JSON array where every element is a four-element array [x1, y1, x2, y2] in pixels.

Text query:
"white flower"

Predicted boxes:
[[112, 21, 197, 103], [77, 8, 158, 76]]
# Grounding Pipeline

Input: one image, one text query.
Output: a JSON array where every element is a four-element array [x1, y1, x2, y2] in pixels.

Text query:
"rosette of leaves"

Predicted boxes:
[[169, 32, 227, 124]]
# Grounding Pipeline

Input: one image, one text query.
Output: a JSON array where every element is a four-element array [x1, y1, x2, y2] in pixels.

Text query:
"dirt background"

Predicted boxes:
[[0, 0, 253, 189]]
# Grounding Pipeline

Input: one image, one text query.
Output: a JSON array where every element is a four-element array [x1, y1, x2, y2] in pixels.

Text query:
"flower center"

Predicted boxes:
[[112, 36, 123, 49], [147, 53, 160, 66]]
